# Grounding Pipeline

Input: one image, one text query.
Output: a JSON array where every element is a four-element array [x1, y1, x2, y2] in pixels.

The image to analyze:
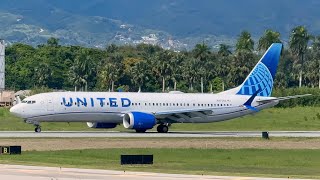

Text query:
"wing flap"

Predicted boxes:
[[154, 108, 213, 120]]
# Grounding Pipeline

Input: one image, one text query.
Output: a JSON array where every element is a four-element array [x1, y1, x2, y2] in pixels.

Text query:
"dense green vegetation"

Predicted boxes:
[[5, 27, 320, 93], [1, 107, 319, 131], [0, 148, 319, 178]]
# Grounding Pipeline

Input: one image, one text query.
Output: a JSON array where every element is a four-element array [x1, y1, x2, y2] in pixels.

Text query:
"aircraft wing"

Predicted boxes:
[[256, 94, 312, 103], [153, 108, 213, 123]]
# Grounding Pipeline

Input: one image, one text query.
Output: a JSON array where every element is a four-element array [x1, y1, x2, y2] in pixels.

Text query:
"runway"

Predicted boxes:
[[0, 131, 320, 138], [0, 164, 311, 180]]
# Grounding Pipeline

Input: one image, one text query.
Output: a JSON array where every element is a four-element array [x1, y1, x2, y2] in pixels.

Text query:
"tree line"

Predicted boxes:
[[4, 26, 320, 94]]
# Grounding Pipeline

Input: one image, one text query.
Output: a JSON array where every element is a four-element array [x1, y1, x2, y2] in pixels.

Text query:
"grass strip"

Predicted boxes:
[[0, 148, 319, 178]]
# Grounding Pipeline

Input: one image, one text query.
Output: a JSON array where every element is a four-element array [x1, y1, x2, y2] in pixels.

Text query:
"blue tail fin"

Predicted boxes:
[[236, 43, 283, 97]]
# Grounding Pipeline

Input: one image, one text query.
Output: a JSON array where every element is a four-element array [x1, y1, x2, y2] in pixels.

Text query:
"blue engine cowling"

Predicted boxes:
[[87, 122, 118, 129], [123, 112, 156, 130]]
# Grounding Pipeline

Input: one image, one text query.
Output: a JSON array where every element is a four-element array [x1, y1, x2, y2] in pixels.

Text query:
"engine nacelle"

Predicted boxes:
[[87, 122, 117, 129], [123, 112, 156, 130]]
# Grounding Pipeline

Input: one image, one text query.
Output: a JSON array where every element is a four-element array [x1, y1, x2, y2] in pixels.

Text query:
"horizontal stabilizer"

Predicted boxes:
[[256, 94, 312, 103]]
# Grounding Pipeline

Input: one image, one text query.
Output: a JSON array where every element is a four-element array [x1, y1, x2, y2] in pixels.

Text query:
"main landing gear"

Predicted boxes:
[[34, 125, 41, 133], [157, 124, 169, 133]]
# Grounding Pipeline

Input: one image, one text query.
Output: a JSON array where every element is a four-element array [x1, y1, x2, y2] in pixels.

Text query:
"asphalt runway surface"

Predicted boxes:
[[0, 164, 312, 180], [0, 131, 320, 138]]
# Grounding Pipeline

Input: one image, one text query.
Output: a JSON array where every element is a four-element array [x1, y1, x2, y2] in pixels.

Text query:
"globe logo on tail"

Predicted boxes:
[[237, 62, 273, 97]]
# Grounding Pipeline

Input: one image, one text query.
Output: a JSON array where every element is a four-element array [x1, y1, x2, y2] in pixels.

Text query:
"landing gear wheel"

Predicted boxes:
[[135, 129, 146, 133], [34, 126, 41, 133], [157, 124, 169, 133]]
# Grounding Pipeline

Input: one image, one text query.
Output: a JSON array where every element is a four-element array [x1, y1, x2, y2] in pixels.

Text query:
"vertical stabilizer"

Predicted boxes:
[[219, 43, 283, 97]]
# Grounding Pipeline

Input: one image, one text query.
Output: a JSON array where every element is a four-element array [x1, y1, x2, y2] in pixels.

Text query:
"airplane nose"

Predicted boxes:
[[10, 106, 15, 113], [10, 105, 21, 117]]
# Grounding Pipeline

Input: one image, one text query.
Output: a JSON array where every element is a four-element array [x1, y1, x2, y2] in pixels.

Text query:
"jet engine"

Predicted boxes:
[[87, 122, 118, 129], [123, 112, 156, 132]]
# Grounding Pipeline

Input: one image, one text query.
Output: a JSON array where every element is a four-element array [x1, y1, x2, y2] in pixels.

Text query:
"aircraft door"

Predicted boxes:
[[47, 97, 54, 111]]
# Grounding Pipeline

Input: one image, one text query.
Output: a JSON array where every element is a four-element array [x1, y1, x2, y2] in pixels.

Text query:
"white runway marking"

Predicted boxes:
[[0, 164, 312, 180], [0, 131, 320, 138]]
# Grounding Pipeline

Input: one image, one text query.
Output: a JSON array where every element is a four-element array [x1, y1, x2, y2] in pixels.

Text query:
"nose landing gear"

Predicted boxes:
[[25, 119, 42, 133]]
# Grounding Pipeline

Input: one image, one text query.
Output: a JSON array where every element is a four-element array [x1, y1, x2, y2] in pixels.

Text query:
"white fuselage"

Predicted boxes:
[[10, 91, 278, 124]]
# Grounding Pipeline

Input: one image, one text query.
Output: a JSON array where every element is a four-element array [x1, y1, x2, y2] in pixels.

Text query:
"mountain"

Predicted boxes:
[[1, 0, 320, 49]]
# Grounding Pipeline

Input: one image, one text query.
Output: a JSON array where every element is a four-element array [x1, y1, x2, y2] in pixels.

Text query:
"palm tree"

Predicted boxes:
[[169, 53, 184, 91], [236, 31, 254, 52], [192, 42, 211, 93], [258, 29, 281, 51], [193, 42, 211, 61], [34, 61, 52, 87], [69, 49, 93, 91], [289, 26, 312, 88], [47, 37, 60, 47], [218, 44, 232, 57], [131, 60, 150, 92], [182, 57, 198, 91], [106, 44, 118, 53], [204, 56, 217, 92], [312, 36, 320, 88], [152, 50, 173, 92], [229, 51, 255, 86], [100, 53, 124, 92], [215, 55, 231, 91]]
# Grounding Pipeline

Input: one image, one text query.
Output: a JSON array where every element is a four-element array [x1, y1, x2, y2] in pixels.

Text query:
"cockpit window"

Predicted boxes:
[[25, 100, 36, 104]]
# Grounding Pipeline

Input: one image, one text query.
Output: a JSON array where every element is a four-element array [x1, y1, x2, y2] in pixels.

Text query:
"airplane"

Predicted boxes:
[[10, 43, 310, 133]]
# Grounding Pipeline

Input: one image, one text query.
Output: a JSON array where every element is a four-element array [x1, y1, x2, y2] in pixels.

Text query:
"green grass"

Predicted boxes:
[[0, 107, 320, 131], [0, 148, 319, 178]]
